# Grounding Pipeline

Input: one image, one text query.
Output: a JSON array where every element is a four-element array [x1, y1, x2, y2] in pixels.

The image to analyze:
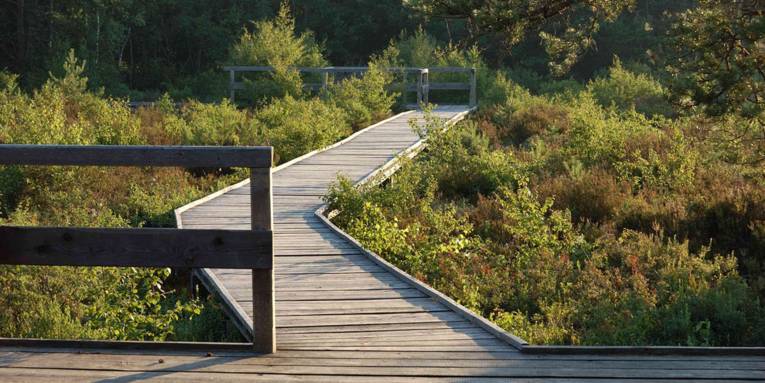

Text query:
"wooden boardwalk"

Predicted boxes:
[[1, 106, 763, 381]]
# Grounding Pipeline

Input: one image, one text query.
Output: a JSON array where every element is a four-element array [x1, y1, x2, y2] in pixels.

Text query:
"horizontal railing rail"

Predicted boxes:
[[223, 66, 477, 108], [0, 144, 276, 353]]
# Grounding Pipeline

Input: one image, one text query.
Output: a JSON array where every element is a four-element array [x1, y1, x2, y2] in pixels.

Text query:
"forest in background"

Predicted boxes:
[[2, 0, 694, 100], [1, 0, 764, 345]]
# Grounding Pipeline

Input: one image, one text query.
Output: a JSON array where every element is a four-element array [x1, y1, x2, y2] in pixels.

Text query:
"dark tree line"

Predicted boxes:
[[0, 0, 423, 95]]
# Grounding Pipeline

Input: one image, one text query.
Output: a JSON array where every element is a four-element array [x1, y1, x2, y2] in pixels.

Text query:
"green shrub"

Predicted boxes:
[[229, 1, 327, 104], [257, 95, 350, 162], [573, 231, 763, 346], [587, 58, 674, 117], [325, 64, 396, 129], [534, 167, 630, 224], [179, 99, 253, 146], [480, 72, 524, 107], [504, 101, 570, 145], [420, 120, 528, 200], [170, 296, 245, 342], [0, 264, 200, 341], [381, 29, 493, 106]]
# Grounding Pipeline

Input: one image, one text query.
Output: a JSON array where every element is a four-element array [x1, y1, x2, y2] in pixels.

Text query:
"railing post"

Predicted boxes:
[[422, 69, 429, 105], [250, 150, 275, 354], [321, 69, 329, 91], [401, 71, 408, 106], [229, 69, 236, 101], [469, 67, 477, 107], [416, 70, 423, 105]]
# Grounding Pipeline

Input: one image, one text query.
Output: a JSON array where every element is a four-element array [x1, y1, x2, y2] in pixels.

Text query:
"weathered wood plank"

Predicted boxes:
[[0, 226, 272, 269], [2, 351, 762, 371], [2, 352, 763, 379], [0, 145, 272, 168]]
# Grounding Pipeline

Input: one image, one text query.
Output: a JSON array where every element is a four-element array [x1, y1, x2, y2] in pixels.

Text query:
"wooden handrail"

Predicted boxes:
[[223, 66, 477, 107], [0, 144, 276, 353], [0, 144, 272, 168]]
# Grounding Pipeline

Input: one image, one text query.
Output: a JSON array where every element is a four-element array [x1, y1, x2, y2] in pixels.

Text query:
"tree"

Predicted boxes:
[[667, 0, 765, 122], [228, 1, 327, 104], [666, 0, 765, 162], [404, 0, 634, 74]]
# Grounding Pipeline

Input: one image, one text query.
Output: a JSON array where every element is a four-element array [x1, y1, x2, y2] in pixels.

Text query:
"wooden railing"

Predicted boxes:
[[223, 66, 477, 107], [0, 144, 276, 353]]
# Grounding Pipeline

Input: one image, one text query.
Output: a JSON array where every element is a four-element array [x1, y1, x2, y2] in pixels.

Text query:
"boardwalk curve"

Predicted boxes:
[[176, 105, 519, 353]]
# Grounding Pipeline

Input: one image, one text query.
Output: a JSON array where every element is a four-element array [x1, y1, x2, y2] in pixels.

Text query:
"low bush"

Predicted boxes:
[[179, 99, 252, 146], [256, 95, 351, 162], [587, 58, 673, 118], [325, 64, 396, 130]]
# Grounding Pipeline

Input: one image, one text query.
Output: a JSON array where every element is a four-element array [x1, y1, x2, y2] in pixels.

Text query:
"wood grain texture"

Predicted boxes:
[[0, 144, 272, 168], [0, 226, 272, 269]]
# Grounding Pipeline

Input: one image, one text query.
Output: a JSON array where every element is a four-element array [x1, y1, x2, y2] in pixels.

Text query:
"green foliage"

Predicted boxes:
[[256, 95, 350, 162], [587, 58, 673, 117], [405, 0, 635, 74], [325, 64, 396, 129], [415, 117, 528, 200], [229, 2, 327, 104], [573, 232, 761, 346], [667, 1, 765, 121], [0, 41, 401, 341], [0, 71, 18, 92], [179, 100, 252, 146], [666, 1, 765, 161], [170, 296, 245, 342], [0, 53, 140, 146], [380, 30, 491, 106]]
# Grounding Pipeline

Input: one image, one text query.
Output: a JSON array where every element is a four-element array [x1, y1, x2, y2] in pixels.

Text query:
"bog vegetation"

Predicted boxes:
[[2, 0, 764, 346], [327, 53, 765, 346]]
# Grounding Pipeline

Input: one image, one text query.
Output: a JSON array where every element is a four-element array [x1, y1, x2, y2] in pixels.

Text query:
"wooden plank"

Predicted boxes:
[[2, 351, 762, 371], [274, 312, 466, 328], [278, 328, 497, 342], [0, 226, 272, 269], [215, 269, 397, 281], [428, 82, 471, 90], [273, 305, 449, 317], [275, 299, 446, 312], [272, 248, 363, 256], [523, 345, 765, 356], [0, 145, 272, 168], [6, 351, 761, 379], [0, 368, 505, 383], [8, 346, 765, 363], [270, 288, 428, 301]]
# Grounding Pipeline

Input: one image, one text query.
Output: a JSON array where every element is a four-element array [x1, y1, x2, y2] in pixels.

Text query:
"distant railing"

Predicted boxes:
[[223, 66, 477, 108], [0, 144, 276, 353]]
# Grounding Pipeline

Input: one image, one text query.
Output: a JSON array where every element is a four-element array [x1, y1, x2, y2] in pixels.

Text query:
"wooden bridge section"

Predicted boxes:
[[0, 107, 763, 381]]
